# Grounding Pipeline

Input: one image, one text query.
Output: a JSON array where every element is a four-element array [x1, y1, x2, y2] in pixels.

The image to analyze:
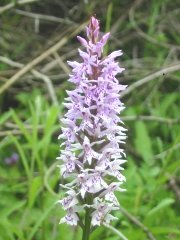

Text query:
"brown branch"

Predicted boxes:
[[129, 0, 180, 50], [14, 9, 76, 25], [168, 177, 180, 201], [0, 0, 39, 14], [120, 63, 180, 98], [0, 22, 87, 95], [0, 125, 44, 137], [121, 115, 180, 124], [0, 56, 58, 105], [119, 206, 156, 240], [53, 52, 70, 74]]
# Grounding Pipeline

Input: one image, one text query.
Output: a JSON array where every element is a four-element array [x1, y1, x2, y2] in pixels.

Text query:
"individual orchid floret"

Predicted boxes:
[[58, 16, 127, 239], [91, 197, 119, 226], [60, 207, 79, 226]]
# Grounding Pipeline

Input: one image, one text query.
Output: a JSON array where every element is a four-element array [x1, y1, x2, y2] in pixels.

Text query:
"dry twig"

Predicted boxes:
[[14, 9, 76, 25], [53, 52, 70, 74], [120, 63, 180, 98], [0, 22, 87, 95], [32, 70, 58, 105], [168, 177, 180, 201], [0, 56, 58, 105], [121, 115, 180, 124], [119, 206, 156, 240], [129, 0, 180, 50], [0, 0, 39, 14]]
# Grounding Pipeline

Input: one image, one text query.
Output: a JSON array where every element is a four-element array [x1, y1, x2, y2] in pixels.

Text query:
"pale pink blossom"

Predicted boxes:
[[58, 16, 127, 227]]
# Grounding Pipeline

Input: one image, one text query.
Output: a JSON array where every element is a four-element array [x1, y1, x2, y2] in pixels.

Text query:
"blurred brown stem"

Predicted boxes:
[[120, 63, 180, 98], [0, 22, 86, 95], [0, 0, 39, 14], [119, 206, 156, 240]]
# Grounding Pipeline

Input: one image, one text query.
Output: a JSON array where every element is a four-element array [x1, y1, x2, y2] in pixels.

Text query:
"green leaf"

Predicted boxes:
[[0, 111, 12, 125], [152, 227, 180, 235], [28, 203, 55, 240], [0, 220, 16, 240], [147, 198, 175, 216], [1, 201, 26, 219], [134, 121, 153, 162], [9, 134, 31, 180], [28, 176, 42, 208], [11, 109, 31, 144]]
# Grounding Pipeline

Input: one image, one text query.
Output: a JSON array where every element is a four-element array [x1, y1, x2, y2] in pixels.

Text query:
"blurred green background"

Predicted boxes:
[[0, 0, 180, 239]]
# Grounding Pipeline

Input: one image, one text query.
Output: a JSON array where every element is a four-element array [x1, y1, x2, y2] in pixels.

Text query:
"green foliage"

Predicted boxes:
[[0, 0, 179, 240], [134, 121, 153, 162]]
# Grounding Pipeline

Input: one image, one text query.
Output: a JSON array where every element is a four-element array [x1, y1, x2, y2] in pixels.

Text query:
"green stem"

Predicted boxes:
[[82, 208, 91, 240]]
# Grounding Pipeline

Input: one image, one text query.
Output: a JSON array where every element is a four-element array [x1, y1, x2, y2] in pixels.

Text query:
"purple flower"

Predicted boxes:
[[58, 16, 127, 228], [4, 153, 19, 165]]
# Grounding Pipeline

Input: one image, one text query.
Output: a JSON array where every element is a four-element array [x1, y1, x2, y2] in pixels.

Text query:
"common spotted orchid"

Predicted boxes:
[[57, 16, 127, 239]]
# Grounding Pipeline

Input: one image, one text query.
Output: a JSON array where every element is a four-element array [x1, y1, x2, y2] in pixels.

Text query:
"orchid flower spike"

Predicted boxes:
[[58, 16, 127, 235]]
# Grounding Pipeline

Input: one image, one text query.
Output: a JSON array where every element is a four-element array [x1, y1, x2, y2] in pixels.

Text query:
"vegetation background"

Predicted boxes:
[[0, 0, 179, 239]]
